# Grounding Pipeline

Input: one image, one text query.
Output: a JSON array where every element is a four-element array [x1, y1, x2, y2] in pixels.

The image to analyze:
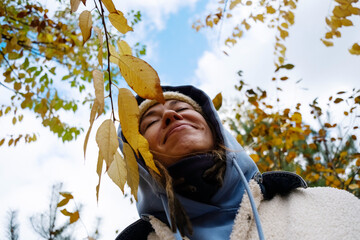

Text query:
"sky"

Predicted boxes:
[[1, 0, 359, 239]]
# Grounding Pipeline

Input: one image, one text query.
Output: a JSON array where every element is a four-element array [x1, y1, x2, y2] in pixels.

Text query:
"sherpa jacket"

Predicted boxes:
[[142, 180, 360, 240], [116, 85, 360, 240]]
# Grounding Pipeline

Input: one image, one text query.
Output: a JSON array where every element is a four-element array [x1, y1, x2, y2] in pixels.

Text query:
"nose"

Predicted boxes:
[[162, 110, 183, 127]]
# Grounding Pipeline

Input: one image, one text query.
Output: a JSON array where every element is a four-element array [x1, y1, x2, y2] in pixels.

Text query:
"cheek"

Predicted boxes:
[[143, 129, 159, 150]]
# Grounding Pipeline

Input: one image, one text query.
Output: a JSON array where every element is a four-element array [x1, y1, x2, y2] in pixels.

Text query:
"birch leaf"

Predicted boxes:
[[93, 26, 103, 67], [95, 119, 119, 170], [79, 10, 92, 45], [57, 192, 73, 207], [117, 88, 160, 174], [123, 142, 139, 201], [117, 88, 140, 154], [96, 152, 103, 202], [101, 0, 116, 13], [84, 101, 100, 159], [117, 40, 132, 56], [212, 92, 223, 110], [138, 137, 159, 174], [70, 0, 81, 12], [92, 69, 104, 115], [109, 44, 120, 63], [116, 55, 164, 103], [60, 209, 80, 224], [109, 11, 133, 34], [107, 151, 127, 193]]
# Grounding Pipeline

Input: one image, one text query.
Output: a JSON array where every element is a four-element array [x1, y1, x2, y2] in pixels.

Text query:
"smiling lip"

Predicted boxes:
[[163, 123, 192, 144]]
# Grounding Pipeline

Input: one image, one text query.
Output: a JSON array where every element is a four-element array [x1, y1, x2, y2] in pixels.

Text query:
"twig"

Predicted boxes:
[[96, 0, 116, 122]]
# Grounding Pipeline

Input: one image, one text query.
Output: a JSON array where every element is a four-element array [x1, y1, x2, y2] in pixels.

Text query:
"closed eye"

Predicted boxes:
[[175, 107, 189, 112], [144, 119, 158, 131]]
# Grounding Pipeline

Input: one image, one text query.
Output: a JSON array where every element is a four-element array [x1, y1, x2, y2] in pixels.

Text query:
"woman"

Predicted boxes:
[[116, 85, 360, 240]]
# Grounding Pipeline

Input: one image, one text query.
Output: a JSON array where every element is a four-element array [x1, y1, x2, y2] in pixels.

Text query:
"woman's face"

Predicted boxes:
[[140, 100, 214, 167]]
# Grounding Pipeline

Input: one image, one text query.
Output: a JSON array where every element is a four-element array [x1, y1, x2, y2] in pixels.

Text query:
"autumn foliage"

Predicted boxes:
[[222, 72, 360, 197]]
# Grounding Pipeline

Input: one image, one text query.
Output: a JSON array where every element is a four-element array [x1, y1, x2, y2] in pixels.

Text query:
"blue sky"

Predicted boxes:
[[1, 0, 359, 239]]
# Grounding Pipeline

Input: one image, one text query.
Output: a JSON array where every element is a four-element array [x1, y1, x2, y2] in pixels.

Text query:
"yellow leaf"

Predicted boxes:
[[138, 136, 159, 174], [14, 82, 21, 91], [117, 40, 132, 56], [250, 154, 260, 163], [333, 5, 351, 18], [246, 1, 252, 6], [349, 184, 359, 190], [96, 152, 103, 202], [225, 37, 237, 46], [107, 151, 127, 193], [291, 112, 302, 123], [92, 69, 104, 115], [229, 0, 241, 10], [0, 139, 5, 146], [109, 44, 120, 61], [349, 43, 360, 55], [95, 119, 119, 170], [117, 88, 141, 153], [109, 11, 133, 34], [341, 18, 353, 26], [93, 26, 103, 67], [321, 38, 334, 47], [101, 0, 116, 13], [266, 5, 276, 14], [212, 92, 223, 110], [70, 0, 81, 12], [340, 151, 347, 158], [123, 142, 139, 201], [84, 101, 100, 159], [116, 55, 164, 103], [79, 10, 92, 45], [281, 22, 288, 29], [60, 209, 79, 224], [57, 192, 74, 207]]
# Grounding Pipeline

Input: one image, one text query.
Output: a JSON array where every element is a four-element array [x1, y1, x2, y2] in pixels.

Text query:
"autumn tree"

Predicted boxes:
[[220, 71, 360, 197], [0, 0, 144, 145]]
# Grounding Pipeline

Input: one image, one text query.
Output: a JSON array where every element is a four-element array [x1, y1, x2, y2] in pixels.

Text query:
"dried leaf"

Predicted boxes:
[[60, 209, 80, 224], [79, 10, 92, 45], [275, 63, 294, 72], [92, 69, 104, 115], [138, 136, 159, 174], [84, 101, 100, 159], [70, 0, 81, 12], [115, 55, 164, 103], [93, 26, 103, 67], [117, 88, 141, 153], [95, 119, 119, 170], [123, 142, 139, 201], [266, 5, 276, 14], [349, 43, 360, 55], [96, 152, 103, 202], [321, 38, 334, 47], [57, 192, 73, 207], [334, 98, 343, 103], [107, 151, 127, 193], [109, 11, 133, 34], [117, 40, 132, 56], [101, 0, 116, 13], [212, 92, 223, 110]]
